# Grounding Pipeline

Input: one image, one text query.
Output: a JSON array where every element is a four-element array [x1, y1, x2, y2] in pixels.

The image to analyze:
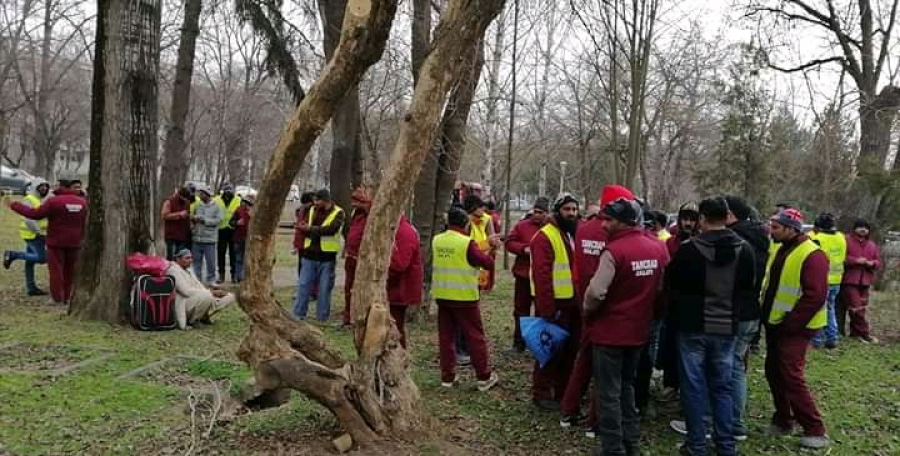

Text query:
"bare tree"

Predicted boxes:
[[159, 0, 203, 198], [237, 0, 503, 444], [747, 0, 900, 217], [571, 0, 660, 189]]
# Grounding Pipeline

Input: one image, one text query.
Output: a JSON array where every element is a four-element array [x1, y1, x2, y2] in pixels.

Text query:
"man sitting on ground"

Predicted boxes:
[[166, 249, 235, 329]]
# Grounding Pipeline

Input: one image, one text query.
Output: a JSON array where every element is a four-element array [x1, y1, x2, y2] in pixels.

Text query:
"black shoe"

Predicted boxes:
[[3, 251, 12, 270], [28, 289, 48, 296], [513, 340, 526, 352], [559, 412, 584, 428], [533, 399, 560, 411], [824, 341, 838, 349]]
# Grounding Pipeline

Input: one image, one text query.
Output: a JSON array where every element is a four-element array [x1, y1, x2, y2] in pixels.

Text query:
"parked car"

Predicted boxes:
[[235, 185, 257, 198], [0, 166, 34, 195]]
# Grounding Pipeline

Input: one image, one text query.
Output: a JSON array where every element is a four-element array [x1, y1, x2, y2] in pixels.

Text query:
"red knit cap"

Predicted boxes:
[[599, 184, 636, 208]]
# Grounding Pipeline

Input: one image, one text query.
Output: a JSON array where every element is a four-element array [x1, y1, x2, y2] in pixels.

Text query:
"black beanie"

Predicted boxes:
[[533, 197, 551, 212], [447, 208, 469, 227]]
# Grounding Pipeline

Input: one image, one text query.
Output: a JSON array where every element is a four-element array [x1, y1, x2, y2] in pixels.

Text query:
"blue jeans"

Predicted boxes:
[[293, 258, 336, 321], [232, 241, 246, 282], [678, 332, 737, 456], [10, 237, 47, 292], [812, 285, 840, 346], [191, 242, 217, 284], [732, 320, 758, 436]]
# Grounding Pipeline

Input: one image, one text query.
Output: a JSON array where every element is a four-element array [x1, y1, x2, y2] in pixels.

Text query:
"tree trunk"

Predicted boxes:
[[413, 39, 485, 313], [321, 0, 364, 210], [159, 0, 202, 198], [236, 0, 399, 444], [408, 0, 436, 315], [71, 0, 161, 322], [861, 85, 900, 220]]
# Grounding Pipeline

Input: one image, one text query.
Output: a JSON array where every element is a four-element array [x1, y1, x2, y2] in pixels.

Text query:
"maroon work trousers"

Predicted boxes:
[[343, 257, 357, 325], [48, 247, 78, 303], [837, 285, 870, 338], [764, 330, 826, 436], [513, 276, 533, 345], [391, 304, 408, 348], [437, 303, 491, 382]]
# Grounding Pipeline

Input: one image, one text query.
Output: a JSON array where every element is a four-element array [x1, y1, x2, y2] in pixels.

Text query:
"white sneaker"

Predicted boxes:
[[799, 435, 830, 449], [476, 372, 499, 392], [441, 373, 459, 388], [670, 420, 688, 435], [669, 420, 711, 439]]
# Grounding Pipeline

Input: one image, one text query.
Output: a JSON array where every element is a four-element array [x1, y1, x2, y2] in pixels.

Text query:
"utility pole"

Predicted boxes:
[[559, 161, 567, 195], [539, 163, 547, 197], [503, 0, 520, 269]]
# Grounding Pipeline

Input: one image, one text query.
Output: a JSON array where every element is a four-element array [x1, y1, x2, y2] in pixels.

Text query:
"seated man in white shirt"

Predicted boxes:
[[167, 249, 235, 329]]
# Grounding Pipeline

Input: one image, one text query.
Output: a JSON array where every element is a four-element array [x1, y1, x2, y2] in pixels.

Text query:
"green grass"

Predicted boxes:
[[0, 206, 899, 455]]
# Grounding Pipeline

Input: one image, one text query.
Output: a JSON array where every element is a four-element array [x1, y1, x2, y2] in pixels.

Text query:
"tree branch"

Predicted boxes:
[[766, 56, 844, 72]]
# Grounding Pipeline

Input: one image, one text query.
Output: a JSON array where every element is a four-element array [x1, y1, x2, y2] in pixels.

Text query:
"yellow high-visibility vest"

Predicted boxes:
[[469, 213, 492, 250], [214, 195, 242, 229], [431, 230, 480, 301], [303, 205, 343, 252], [808, 231, 847, 285], [18, 194, 47, 241], [762, 239, 827, 329], [657, 230, 672, 241], [530, 223, 575, 299], [189, 196, 200, 215]]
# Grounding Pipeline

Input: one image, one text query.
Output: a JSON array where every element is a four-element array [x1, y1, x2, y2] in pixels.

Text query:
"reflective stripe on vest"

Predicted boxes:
[[431, 231, 479, 301], [762, 239, 827, 329], [214, 195, 242, 229], [18, 194, 46, 241], [808, 231, 847, 285], [303, 205, 343, 252], [530, 224, 575, 299]]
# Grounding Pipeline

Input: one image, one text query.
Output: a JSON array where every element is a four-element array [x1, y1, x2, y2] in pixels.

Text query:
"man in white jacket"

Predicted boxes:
[[166, 249, 235, 329]]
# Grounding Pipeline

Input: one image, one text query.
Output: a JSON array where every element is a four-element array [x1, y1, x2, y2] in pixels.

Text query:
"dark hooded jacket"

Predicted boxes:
[[665, 229, 757, 335], [728, 219, 770, 321]]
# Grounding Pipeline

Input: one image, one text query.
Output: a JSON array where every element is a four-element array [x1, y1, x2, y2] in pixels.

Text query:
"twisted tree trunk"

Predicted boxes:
[[237, 0, 504, 445]]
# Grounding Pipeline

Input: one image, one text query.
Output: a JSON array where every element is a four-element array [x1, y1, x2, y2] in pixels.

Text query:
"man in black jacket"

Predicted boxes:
[[665, 197, 757, 456], [723, 195, 769, 438]]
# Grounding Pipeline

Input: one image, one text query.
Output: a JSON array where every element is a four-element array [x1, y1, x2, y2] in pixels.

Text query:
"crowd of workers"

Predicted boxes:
[[4, 176, 886, 454], [284, 180, 883, 455]]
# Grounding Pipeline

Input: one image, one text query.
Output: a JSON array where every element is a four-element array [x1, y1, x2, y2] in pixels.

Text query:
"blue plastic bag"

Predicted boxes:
[[519, 316, 570, 368]]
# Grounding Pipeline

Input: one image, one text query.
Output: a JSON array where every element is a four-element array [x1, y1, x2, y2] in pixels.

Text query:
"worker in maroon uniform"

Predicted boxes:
[[530, 193, 580, 410], [342, 187, 372, 328], [160, 186, 194, 260], [504, 197, 550, 350], [6, 179, 88, 305], [762, 209, 830, 449], [387, 214, 424, 348], [230, 195, 253, 283], [837, 218, 882, 343], [560, 184, 635, 430], [583, 198, 669, 456]]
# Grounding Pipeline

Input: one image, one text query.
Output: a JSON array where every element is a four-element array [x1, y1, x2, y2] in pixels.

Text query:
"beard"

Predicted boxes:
[[558, 217, 578, 235], [678, 223, 698, 239]]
